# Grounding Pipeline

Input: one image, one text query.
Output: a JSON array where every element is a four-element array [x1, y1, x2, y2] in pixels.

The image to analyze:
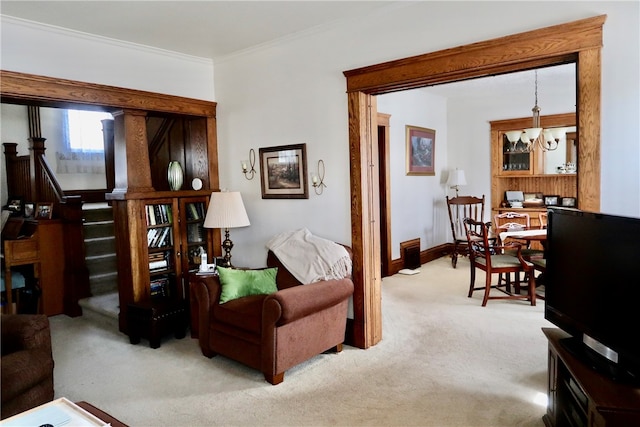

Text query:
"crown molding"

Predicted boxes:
[[1, 15, 213, 66]]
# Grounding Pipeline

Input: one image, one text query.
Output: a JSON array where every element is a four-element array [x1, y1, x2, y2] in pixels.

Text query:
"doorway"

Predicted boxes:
[[344, 15, 604, 349]]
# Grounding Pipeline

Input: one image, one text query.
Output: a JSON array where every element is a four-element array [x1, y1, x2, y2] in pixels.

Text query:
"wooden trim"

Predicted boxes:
[[388, 245, 450, 276], [0, 70, 217, 117], [345, 16, 604, 348], [490, 113, 576, 131], [376, 113, 392, 277], [344, 15, 605, 94]]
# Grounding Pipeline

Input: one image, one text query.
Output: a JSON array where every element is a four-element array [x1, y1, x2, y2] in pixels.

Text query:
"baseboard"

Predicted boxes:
[[388, 244, 451, 276]]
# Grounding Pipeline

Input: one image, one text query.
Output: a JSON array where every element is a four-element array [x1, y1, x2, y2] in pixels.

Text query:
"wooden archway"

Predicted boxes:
[[344, 15, 605, 348]]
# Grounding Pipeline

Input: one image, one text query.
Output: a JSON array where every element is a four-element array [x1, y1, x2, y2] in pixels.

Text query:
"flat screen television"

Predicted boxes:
[[545, 207, 640, 383]]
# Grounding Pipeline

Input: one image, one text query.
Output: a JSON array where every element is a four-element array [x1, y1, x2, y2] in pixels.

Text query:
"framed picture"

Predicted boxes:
[[35, 202, 54, 219], [544, 195, 560, 206], [6, 198, 23, 216], [259, 143, 308, 199], [406, 125, 435, 176], [24, 203, 35, 218], [561, 197, 577, 207]]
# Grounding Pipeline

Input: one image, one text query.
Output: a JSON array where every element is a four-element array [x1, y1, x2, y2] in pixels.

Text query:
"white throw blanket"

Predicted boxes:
[[266, 228, 352, 285]]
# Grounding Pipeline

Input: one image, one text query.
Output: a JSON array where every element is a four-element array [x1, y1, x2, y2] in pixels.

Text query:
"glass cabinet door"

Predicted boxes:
[[501, 134, 533, 174]]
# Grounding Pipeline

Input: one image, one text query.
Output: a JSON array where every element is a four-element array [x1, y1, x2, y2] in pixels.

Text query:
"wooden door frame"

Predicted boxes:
[[343, 15, 604, 348], [377, 113, 392, 278]]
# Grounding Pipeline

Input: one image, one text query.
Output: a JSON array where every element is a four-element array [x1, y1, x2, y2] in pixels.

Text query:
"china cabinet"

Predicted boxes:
[[490, 113, 578, 228]]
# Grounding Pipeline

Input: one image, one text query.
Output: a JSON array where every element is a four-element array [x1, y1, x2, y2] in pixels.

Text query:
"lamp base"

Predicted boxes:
[[221, 228, 234, 268]]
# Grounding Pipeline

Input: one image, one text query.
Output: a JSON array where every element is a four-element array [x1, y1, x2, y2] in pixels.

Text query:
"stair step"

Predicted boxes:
[[79, 292, 119, 329], [89, 272, 118, 295], [82, 206, 113, 223], [84, 236, 116, 257], [85, 253, 117, 276], [83, 221, 114, 239]]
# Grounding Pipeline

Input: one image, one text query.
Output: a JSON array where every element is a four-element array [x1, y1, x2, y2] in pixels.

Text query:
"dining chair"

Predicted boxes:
[[539, 211, 548, 228], [446, 195, 486, 268], [464, 217, 536, 307], [494, 211, 531, 234]]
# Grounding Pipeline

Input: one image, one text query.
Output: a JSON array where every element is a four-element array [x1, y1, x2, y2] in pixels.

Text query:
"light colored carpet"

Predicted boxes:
[[49, 257, 552, 426]]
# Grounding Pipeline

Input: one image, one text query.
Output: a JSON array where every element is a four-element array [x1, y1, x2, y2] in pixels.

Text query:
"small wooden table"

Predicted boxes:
[[2, 236, 41, 314]]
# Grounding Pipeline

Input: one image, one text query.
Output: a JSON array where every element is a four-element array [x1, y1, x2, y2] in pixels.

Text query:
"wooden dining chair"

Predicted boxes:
[[539, 211, 548, 228], [446, 195, 486, 268], [494, 211, 530, 234], [463, 218, 536, 307]]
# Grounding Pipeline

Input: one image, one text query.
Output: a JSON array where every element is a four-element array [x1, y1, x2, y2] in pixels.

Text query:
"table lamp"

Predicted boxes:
[[203, 191, 250, 268], [447, 168, 467, 197]]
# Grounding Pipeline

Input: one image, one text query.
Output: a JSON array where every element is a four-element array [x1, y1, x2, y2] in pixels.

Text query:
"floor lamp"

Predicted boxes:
[[203, 191, 250, 268]]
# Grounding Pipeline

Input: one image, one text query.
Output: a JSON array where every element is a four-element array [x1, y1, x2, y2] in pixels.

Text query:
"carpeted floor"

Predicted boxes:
[[48, 257, 552, 426]]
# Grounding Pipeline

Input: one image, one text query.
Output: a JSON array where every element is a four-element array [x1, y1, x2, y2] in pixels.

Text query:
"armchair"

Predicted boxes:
[[193, 249, 354, 385], [1, 314, 54, 419]]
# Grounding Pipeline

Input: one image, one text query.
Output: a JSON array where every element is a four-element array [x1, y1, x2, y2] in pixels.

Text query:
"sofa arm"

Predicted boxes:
[[263, 278, 354, 326], [1, 315, 52, 356]]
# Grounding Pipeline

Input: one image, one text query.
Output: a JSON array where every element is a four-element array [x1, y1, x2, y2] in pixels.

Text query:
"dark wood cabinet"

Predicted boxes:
[[543, 328, 640, 427]]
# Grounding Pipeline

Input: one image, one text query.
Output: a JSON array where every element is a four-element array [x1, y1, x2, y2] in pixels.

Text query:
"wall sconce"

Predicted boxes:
[[311, 159, 327, 195], [241, 148, 256, 180]]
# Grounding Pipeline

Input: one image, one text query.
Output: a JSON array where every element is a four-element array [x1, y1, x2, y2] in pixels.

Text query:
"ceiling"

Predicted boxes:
[[1, 1, 575, 99], [0, 1, 396, 60]]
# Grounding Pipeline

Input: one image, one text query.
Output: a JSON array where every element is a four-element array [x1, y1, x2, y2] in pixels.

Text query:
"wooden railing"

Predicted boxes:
[[3, 140, 90, 316]]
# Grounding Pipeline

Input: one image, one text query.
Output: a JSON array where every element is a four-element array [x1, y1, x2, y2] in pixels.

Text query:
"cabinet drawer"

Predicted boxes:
[[4, 239, 39, 263]]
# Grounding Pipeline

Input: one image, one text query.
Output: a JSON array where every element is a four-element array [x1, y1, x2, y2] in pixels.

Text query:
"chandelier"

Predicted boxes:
[[504, 70, 562, 152]]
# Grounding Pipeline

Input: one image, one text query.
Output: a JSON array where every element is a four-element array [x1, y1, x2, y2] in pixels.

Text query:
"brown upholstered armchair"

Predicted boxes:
[[193, 248, 354, 385], [1, 314, 54, 419]]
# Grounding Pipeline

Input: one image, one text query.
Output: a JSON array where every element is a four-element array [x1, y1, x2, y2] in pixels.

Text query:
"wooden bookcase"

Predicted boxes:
[[110, 192, 214, 333], [543, 328, 640, 427], [490, 114, 579, 229]]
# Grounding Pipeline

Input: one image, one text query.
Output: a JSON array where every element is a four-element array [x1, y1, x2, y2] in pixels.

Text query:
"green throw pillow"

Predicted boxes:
[[217, 267, 278, 304]]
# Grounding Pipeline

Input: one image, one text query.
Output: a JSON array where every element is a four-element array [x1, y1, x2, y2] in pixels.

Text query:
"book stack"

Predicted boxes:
[[145, 204, 173, 226], [149, 252, 168, 273], [147, 227, 172, 248]]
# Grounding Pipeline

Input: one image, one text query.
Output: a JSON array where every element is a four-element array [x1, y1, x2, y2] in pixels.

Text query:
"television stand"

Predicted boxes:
[[542, 328, 640, 427]]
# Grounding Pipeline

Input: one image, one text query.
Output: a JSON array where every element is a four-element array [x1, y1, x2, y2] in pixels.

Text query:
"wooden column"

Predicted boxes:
[[111, 109, 154, 195], [348, 91, 382, 349]]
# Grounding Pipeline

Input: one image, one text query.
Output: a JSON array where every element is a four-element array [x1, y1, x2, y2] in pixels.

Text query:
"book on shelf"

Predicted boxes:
[[149, 260, 168, 271], [146, 204, 173, 226], [187, 223, 204, 243], [187, 203, 199, 220], [150, 277, 169, 298]]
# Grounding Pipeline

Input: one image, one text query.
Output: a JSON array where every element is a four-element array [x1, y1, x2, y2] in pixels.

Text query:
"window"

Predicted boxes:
[[65, 109, 113, 152]]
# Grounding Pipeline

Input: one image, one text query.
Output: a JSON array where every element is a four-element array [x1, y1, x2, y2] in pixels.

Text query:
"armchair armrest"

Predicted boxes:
[[263, 278, 354, 326], [1, 315, 51, 356], [192, 275, 222, 354]]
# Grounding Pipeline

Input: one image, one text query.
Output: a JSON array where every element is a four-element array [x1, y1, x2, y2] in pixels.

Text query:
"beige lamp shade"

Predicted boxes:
[[447, 169, 467, 187], [204, 191, 250, 229]]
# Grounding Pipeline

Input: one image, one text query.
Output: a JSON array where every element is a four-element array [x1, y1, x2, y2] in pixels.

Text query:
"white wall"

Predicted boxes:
[[377, 89, 449, 259], [215, 1, 639, 267], [2, 2, 638, 268], [0, 16, 215, 101]]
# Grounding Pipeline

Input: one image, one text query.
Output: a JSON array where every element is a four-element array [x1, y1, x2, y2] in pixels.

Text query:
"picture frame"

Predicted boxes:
[[406, 125, 435, 176], [561, 197, 577, 207], [259, 143, 308, 199], [35, 202, 54, 220], [6, 198, 23, 216], [544, 195, 560, 206], [24, 203, 35, 218]]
